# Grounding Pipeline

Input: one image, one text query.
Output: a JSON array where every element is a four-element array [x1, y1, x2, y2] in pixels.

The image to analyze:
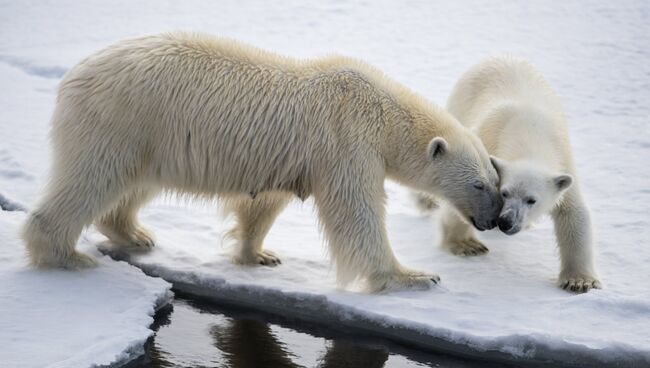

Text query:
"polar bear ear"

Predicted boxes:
[[490, 155, 506, 175], [428, 137, 448, 160], [553, 174, 573, 191]]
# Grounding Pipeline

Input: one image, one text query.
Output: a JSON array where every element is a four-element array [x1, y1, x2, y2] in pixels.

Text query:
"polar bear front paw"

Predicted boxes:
[[558, 274, 602, 293], [367, 268, 440, 293], [234, 249, 281, 267], [444, 237, 489, 256]]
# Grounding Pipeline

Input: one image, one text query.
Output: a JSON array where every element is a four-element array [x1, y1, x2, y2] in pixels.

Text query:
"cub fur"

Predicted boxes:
[[421, 56, 600, 292]]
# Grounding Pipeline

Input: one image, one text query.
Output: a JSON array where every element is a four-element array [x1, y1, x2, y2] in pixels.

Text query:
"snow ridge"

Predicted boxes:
[[0, 192, 26, 212], [0, 55, 67, 79]]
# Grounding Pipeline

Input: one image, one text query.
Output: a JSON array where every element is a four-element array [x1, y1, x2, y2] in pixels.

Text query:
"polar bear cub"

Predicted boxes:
[[435, 56, 601, 292], [21, 32, 502, 292]]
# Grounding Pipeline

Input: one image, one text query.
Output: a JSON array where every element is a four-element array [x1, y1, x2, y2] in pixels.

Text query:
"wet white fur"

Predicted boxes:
[[439, 56, 601, 292], [21, 32, 497, 292]]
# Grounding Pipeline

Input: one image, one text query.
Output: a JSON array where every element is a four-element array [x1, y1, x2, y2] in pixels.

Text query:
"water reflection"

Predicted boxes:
[[124, 296, 512, 368], [212, 320, 303, 368], [211, 319, 391, 368], [317, 341, 389, 368]]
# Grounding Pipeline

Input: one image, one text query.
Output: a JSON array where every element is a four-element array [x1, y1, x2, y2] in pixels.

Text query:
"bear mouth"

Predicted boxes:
[[470, 216, 486, 231]]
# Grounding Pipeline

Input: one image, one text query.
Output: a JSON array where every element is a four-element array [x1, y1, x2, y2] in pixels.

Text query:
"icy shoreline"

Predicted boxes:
[[100, 240, 650, 368]]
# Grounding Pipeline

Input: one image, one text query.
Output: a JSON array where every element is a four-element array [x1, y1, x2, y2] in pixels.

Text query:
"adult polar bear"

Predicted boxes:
[[22, 32, 502, 292], [433, 56, 601, 292]]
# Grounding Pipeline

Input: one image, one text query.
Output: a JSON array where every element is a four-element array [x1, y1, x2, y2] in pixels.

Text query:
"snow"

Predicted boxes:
[[1, 0, 649, 367], [0, 212, 172, 368], [96, 192, 650, 366]]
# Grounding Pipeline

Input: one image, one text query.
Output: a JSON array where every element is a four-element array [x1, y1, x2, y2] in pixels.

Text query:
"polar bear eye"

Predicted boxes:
[[473, 182, 485, 190], [526, 198, 537, 205], [501, 190, 509, 198]]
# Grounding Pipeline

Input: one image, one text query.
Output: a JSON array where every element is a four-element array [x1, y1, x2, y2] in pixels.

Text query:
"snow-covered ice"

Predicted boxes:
[[1, 0, 649, 367], [96, 188, 650, 367], [0, 212, 172, 368]]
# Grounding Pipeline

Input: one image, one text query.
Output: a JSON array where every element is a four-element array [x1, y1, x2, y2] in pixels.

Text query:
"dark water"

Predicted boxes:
[[123, 293, 517, 368]]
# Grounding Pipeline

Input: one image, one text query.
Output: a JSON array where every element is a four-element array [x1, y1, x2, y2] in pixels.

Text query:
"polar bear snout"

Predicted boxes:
[[497, 216, 514, 233], [470, 216, 497, 232], [469, 194, 501, 231], [497, 208, 522, 235], [474, 185, 502, 231], [471, 214, 499, 232]]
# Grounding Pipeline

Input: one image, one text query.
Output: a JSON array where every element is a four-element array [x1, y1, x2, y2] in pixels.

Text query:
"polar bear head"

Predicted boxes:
[[490, 157, 573, 234], [414, 131, 502, 231]]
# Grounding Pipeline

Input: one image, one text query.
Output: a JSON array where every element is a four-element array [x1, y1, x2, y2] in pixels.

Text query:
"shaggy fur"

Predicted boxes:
[[423, 56, 600, 292], [22, 32, 501, 292]]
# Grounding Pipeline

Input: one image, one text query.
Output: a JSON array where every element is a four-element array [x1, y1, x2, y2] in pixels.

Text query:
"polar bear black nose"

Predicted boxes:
[[497, 217, 513, 232]]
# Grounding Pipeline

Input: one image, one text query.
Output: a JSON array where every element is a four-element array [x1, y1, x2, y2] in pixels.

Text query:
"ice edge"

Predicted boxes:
[[101, 249, 649, 368]]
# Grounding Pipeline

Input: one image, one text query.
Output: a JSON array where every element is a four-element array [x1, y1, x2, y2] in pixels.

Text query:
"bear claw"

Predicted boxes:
[[235, 249, 281, 267], [558, 275, 602, 293], [368, 268, 441, 292], [121, 231, 155, 252]]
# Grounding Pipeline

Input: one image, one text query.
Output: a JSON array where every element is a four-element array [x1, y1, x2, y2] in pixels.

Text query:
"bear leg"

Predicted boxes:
[[95, 187, 157, 251], [412, 191, 439, 213], [22, 164, 129, 269], [553, 190, 602, 292], [227, 192, 291, 266], [313, 172, 438, 292], [440, 205, 489, 256]]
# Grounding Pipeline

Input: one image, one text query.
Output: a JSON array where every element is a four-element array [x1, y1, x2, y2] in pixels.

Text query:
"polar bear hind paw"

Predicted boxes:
[[65, 252, 99, 269], [31, 250, 98, 269]]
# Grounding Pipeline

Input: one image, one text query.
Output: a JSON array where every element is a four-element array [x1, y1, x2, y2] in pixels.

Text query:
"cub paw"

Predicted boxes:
[[234, 249, 281, 267], [444, 237, 489, 256], [558, 274, 602, 293]]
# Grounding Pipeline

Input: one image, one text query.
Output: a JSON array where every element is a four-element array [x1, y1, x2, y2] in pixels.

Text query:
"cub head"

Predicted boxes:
[[490, 157, 573, 235], [416, 131, 502, 231]]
